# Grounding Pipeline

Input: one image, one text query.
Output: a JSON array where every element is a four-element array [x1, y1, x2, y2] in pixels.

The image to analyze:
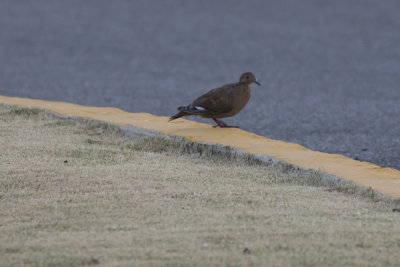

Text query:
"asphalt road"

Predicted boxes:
[[1, 0, 399, 170]]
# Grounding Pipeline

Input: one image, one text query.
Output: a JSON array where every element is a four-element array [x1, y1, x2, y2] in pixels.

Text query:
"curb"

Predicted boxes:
[[1, 95, 399, 198]]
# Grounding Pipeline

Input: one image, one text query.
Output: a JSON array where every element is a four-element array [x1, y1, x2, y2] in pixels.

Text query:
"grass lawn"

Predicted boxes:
[[1, 103, 400, 266]]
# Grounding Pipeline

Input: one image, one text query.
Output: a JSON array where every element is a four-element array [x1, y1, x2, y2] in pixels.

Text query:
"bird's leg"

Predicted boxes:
[[212, 118, 239, 128]]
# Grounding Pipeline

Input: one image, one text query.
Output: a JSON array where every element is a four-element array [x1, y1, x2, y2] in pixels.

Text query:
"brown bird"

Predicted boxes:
[[169, 72, 260, 128]]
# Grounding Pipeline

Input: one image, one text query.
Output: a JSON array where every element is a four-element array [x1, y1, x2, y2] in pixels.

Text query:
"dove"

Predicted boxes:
[[169, 72, 260, 127]]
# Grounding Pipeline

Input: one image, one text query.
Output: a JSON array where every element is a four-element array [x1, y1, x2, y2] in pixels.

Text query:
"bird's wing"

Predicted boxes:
[[191, 83, 236, 115]]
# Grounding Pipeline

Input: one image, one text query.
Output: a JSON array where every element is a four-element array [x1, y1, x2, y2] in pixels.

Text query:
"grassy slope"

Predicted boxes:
[[0, 103, 400, 266]]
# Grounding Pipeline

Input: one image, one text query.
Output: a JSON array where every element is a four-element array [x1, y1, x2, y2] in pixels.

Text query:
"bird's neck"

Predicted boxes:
[[239, 81, 252, 86], [238, 83, 250, 89]]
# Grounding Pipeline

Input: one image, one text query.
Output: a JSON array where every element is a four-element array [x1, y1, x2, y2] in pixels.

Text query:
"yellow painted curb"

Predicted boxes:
[[1, 95, 399, 198]]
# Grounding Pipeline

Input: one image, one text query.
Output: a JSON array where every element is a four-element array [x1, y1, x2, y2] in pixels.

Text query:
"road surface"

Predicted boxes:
[[1, 0, 399, 169]]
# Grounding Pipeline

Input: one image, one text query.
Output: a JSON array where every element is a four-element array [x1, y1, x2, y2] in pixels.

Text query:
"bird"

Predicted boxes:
[[169, 72, 260, 128]]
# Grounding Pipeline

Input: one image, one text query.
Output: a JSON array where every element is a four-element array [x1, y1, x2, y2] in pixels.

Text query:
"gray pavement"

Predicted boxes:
[[1, 0, 399, 170]]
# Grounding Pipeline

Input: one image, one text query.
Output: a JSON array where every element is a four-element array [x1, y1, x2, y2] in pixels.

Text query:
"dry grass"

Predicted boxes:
[[1, 103, 400, 266]]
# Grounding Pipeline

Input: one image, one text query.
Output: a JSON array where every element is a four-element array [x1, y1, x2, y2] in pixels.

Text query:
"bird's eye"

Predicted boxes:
[[246, 75, 250, 79]]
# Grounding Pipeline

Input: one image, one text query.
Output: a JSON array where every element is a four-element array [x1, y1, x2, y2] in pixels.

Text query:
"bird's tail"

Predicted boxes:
[[169, 105, 208, 122], [169, 111, 185, 121], [169, 106, 188, 121]]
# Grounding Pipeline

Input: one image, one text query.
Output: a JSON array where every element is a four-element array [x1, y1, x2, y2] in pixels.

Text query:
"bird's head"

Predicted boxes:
[[239, 72, 261, 85]]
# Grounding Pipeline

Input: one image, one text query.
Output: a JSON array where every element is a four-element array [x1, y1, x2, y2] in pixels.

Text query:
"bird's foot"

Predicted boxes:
[[212, 118, 239, 128]]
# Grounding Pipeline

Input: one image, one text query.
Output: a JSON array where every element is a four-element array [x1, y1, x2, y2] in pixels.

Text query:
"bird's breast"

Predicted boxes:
[[234, 86, 251, 109], [217, 86, 251, 118]]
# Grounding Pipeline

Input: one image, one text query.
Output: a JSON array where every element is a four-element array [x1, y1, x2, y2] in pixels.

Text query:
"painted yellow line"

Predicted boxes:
[[1, 95, 399, 198]]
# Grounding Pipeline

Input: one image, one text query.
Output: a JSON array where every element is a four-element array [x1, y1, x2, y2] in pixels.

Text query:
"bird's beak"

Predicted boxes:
[[254, 80, 261, 86]]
